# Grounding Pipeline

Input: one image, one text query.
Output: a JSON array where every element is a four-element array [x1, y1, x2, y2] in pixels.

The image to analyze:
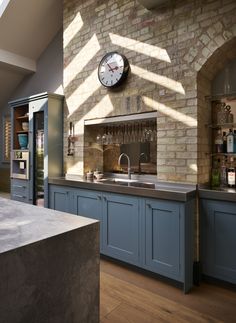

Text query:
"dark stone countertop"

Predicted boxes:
[[198, 184, 236, 202], [0, 197, 98, 254], [48, 175, 197, 202]]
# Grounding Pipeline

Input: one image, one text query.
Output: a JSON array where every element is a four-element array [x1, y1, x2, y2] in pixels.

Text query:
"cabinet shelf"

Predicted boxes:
[[212, 153, 236, 156], [16, 115, 29, 120], [16, 130, 28, 134], [207, 122, 236, 129]]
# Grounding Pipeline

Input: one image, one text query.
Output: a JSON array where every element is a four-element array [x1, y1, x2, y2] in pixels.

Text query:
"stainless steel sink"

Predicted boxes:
[[98, 178, 155, 189]]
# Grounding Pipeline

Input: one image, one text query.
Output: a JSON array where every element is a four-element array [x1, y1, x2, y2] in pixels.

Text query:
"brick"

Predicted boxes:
[[63, 0, 235, 184]]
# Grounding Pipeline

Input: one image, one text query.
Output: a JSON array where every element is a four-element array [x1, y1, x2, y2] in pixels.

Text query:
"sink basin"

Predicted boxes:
[[98, 178, 155, 189]]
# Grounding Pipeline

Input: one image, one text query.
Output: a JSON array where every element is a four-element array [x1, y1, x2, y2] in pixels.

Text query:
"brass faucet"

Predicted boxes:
[[118, 153, 131, 180]]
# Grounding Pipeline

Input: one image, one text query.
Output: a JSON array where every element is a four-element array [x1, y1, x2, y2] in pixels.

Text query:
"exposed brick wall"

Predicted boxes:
[[63, 0, 236, 183]]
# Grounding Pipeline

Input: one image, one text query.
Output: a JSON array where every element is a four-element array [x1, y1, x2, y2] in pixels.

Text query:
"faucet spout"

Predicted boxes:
[[118, 153, 131, 179], [138, 152, 148, 174]]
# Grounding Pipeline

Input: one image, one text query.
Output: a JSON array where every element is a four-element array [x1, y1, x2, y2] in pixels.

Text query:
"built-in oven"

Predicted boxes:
[[11, 150, 29, 180]]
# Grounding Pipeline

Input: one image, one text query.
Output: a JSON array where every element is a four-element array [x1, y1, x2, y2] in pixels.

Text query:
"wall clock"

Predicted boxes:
[[98, 52, 130, 88]]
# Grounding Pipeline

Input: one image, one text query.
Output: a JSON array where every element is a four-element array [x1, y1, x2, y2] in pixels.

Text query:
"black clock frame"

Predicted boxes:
[[98, 51, 130, 88]]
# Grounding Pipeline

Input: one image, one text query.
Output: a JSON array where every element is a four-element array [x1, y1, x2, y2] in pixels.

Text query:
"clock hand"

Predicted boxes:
[[107, 63, 114, 72]]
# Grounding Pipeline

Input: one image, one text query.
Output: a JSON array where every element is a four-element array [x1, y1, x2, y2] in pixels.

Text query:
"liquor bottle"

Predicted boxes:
[[227, 156, 235, 188], [220, 157, 227, 187], [227, 129, 234, 153], [222, 131, 227, 153], [214, 129, 223, 153], [234, 130, 236, 153], [211, 159, 220, 188]]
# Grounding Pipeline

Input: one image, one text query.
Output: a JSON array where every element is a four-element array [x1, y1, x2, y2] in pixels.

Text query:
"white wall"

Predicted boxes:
[[11, 29, 63, 99]]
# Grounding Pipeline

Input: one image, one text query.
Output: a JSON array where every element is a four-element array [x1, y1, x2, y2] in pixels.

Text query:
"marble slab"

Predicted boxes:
[[0, 197, 99, 323]]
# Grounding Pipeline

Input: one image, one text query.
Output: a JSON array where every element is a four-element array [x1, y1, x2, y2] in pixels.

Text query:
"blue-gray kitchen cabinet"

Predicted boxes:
[[11, 179, 31, 204], [142, 199, 182, 280], [200, 199, 236, 285], [102, 193, 140, 266], [48, 183, 194, 292], [73, 189, 103, 251], [49, 185, 73, 213], [141, 198, 194, 293]]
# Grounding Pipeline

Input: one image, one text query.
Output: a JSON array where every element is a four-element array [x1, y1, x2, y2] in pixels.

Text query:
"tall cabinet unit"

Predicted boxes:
[[9, 93, 64, 207]]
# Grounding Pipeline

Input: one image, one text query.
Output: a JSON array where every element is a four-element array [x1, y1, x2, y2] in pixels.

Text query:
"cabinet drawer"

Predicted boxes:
[[11, 194, 31, 204], [11, 179, 29, 202], [11, 179, 29, 193]]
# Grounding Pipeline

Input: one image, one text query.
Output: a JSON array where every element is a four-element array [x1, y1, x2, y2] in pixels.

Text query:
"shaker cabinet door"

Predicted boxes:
[[73, 189, 103, 250], [144, 199, 182, 281], [48, 185, 73, 213], [102, 193, 140, 266], [201, 199, 236, 284]]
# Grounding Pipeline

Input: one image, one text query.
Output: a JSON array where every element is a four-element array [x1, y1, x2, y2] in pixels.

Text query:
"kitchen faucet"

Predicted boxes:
[[118, 153, 131, 180], [138, 152, 148, 174]]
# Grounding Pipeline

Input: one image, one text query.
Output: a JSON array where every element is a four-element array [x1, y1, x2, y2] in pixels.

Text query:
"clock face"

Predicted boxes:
[[98, 52, 129, 88]]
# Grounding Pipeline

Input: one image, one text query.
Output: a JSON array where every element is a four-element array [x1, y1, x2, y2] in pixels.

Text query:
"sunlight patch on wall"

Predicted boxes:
[[64, 11, 83, 48], [64, 34, 100, 88], [66, 160, 84, 175], [54, 84, 64, 95], [132, 65, 185, 95], [109, 33, 171, 63], [189, 164, 198, 173], [66, 69, 101, 116], [83, 95, 114, 122], [143, 96, 197, 127], [0, 0, 10, 18]]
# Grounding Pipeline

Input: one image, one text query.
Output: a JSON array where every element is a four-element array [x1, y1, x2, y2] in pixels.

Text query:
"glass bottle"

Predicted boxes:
[[227, 129, 234, 153], [211, 159, 220, 188], [220, 157, 227, 187], [214, 129, 223, 153], [234, 130, 236, 153], [222, 131, 227, 153], [227, 157, 235, 188]]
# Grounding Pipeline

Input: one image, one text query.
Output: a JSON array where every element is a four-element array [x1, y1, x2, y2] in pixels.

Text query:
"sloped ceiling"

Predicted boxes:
[[0, 0, 62, 108]]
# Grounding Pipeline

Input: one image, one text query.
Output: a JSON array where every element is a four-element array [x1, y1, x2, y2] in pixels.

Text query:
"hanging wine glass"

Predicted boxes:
[[96, 133, 102, 145]]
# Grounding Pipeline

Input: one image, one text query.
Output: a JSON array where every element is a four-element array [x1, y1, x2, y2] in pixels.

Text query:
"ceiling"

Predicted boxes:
[[0, 0, 62, 109]]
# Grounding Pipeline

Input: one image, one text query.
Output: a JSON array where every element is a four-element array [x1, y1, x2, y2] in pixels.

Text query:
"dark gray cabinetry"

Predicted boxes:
[[200, 199, 236, 284], [48, 184, 194, 292]]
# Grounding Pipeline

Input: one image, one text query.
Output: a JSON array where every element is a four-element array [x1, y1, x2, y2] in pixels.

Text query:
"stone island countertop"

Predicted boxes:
[[0, 197, 99, 323], [49, 175, 196, 202]]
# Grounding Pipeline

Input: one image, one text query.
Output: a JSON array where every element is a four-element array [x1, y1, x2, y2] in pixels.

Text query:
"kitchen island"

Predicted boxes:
[[0, 197, 99, 323]]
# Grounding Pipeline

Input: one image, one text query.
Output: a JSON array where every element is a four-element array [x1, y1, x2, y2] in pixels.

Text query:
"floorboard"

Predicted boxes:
[[100, 258, 236, 323]]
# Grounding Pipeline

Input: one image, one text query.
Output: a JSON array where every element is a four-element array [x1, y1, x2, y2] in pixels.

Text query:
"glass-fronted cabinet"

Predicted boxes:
[[9, 92, 64, 207]]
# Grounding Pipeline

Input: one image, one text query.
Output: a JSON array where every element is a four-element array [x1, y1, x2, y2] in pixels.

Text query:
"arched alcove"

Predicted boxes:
[[197, 37, 236, 184]]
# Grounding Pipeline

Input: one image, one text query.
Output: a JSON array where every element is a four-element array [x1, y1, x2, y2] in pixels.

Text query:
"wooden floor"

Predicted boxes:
[[100, 258, 236, 323]]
